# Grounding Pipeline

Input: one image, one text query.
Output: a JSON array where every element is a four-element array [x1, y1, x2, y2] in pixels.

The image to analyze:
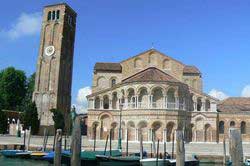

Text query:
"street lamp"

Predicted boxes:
[[118, 103, 123, 150]]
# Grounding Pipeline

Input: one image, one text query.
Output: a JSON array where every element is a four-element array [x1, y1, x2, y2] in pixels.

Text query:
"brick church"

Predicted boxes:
[[86, 49, 250, 143]]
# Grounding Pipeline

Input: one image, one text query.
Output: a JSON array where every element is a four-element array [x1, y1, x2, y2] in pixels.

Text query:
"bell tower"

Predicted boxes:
[[33, 3, 77, 133]]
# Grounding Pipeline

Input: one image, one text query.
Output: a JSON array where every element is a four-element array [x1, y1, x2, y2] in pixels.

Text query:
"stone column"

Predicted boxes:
[[150, 95, 153, 108], [163, 129, 167, 142], [92, 99, 95, 109], [175, 96, 179, 110], [124, 97, 128, 109], [100, 99, 104, 109], [195, 130, 197, 142], [163, 95, 167, 109], [135, 128, 137, 141], [135, 95, 138, 109], [202, 99, 206, 111], [125, 128, 128, 141], [165, 96, 168, 109], [96, 127, 100, 140], [148, 129, 151, 141], [109, 100, 113, 110], [148, 95, 150, 109], [193, 102, 196, 111], [183, 98, 186, 110]]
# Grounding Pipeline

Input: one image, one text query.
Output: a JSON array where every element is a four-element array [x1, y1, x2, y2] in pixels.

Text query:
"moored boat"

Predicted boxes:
[[42, 150, 71, 164], [30, 151, 48, 160], [96, 155, 140, 166], [0, 150, 31, 159], [61, 150, 122, 166], [140, 158, 199, 166]]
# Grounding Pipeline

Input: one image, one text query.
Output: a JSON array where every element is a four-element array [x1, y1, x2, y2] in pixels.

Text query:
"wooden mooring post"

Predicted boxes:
[[171, 131, 175, 159], [223, 137, 227, 165], [25, 129, 31, 151], [140, 131, 143, 160], [54, 129, 62, 166], [71, 116, 81, 166], [229, 128, 243, 166], [42, 128, 48, 151], [176, 130, 185, 166]]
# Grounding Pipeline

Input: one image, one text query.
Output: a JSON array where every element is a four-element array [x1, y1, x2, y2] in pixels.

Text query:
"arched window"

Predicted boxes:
[[241, 121, 246, 134], [219, 121, 224, 134], [52, 11, 56, 20], [230, 121, 235, 127], [56, 10, 60, 19], [103, 95, 109, 109], [47, 11, 52, 21], [197, 98, 202, 111], [111, 79, 116, 87]]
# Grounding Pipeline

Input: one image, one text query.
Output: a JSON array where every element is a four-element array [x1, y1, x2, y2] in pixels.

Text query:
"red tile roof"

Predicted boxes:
[[122, 67, 181, 83], [94, 63, 122, 72], [183, 65, 201, 74], [218, 97, 250, 112]]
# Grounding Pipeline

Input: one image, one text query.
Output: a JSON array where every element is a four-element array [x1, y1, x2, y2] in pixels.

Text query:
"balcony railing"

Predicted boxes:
[[127, 101, 185, 110], [89, 101, 185, 111]]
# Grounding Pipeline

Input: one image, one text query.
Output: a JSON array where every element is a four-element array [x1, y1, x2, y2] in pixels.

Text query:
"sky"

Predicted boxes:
[[0, 0, 250, 112]]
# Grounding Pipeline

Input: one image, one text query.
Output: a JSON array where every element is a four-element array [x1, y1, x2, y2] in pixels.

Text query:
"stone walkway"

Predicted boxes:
[[1, 135, 250, 157]]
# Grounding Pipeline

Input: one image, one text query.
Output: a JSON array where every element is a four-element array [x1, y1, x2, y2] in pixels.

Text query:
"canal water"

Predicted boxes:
[[0, 156, 221, 166], [0, 156, 49, 166]]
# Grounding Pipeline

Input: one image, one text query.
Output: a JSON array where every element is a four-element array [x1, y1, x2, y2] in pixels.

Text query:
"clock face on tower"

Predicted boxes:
[[44, 45, 55, 56]]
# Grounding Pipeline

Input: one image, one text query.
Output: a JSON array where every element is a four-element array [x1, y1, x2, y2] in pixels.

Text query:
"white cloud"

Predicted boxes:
[[241, 85, 250, 97], [74, 86, 92, 113], [1, 12, 42, 40], [208, 89, 228, 100]]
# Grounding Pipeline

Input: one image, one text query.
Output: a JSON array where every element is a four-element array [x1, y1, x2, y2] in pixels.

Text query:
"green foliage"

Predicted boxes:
[[50, 108, 65, 133], [0, 110, 7, 134], [22, 102, 40, 135], [26, 73, 35, 100], [0, 67, 26, 110], [16, 72, 36, 112]]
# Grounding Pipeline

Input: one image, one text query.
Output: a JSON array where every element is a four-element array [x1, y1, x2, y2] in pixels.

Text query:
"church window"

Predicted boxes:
[[111, 79, 116, 87], [52, 11, 56, 20], [241, 121, 246, 134], [47, 11, 52, 21], [197, 98, 202, 111], [230, 121, 235, 127], [56, 10, 60, 19], [219, 121, 224, 134]]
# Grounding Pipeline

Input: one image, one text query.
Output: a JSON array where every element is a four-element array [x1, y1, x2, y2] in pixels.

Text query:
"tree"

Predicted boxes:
[[0, 97, 7, 134], [50, 108, 65, 133], [0, 67, 26, 110], [22, 102, 40, 135], [17, 73, 36, 112], [26, 73, 35, 101], [0, 110, 7, 134]]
